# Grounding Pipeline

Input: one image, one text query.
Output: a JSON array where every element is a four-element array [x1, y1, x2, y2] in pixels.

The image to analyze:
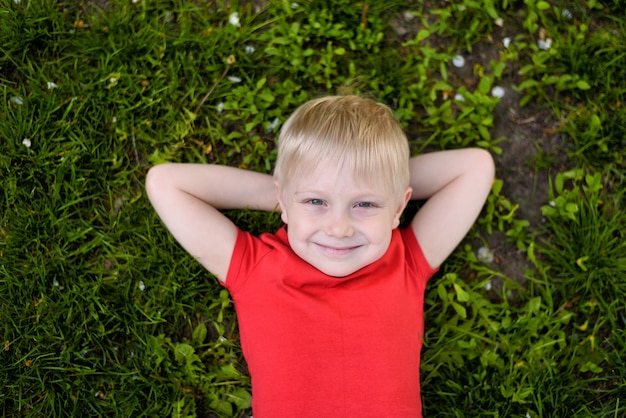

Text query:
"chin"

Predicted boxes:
[[314, 262, 363, 278]]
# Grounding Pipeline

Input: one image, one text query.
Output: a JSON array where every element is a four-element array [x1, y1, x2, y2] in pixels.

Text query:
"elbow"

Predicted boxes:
[[145, 163, 174, 201], [467, 148, 496, 196], [473, 148, 496, 183]]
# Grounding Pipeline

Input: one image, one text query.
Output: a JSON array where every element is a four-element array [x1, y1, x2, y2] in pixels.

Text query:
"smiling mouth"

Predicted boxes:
[[315, 243, 362, 256]]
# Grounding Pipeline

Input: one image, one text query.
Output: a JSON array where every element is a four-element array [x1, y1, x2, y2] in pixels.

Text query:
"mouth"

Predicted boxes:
[[314, 243, 362, 257]]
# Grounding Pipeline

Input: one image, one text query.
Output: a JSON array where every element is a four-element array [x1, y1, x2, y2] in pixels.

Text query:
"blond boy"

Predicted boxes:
[[147, 95, 495, 417]]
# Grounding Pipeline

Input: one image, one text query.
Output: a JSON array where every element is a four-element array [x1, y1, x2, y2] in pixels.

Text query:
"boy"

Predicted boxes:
[[146, 95, 495, 417]]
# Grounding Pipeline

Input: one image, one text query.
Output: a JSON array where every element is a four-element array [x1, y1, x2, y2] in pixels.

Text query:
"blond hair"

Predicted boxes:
[[274, 95, 410, 200]]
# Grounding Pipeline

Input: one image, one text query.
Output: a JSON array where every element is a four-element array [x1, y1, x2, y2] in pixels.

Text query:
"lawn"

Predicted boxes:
[[1, 0, 625, 417]]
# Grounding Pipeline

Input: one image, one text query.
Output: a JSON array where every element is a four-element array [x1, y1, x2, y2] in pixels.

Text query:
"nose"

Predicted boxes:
[[324, 209, 354, 238]]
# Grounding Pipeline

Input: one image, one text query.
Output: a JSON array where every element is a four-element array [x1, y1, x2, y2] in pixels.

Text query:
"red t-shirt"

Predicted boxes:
[[224, 226, 437, 417]]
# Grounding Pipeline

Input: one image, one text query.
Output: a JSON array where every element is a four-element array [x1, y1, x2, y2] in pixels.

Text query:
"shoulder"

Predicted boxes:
[[224, 226, 290, 291], [398, 227, 439, 277]]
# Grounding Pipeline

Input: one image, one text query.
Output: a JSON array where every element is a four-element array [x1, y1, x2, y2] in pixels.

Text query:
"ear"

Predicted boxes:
[[392, 187, 412, 229], [275, 181, 289, 224]]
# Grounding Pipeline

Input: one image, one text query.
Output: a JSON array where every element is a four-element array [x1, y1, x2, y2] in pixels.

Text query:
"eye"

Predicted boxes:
[[354, 201, 376, 208], [305, 198, 325, 206]]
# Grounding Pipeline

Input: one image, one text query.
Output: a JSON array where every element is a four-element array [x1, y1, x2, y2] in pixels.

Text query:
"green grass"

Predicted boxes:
[[1, 0, 625, 416]]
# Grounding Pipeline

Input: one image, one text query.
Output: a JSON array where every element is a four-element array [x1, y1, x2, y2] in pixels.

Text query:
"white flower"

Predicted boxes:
[[562, 9, 573, 19], [538, 38, 552, 50], [495, 17, 503, 27], [454, 93, 465, 102], [491, 86, 506, 98], [549, 200, 556, 207], [216, 102, 224, 113], [112, 116, 117, 123], [244, 45, 255, 54], [452, 55, 465, 68], [109, 76, 117, 84], [228, 12, 240, 26], [53, 280, 60, 287], [10, 96, 24, 105], [503, 37, 511, 49], [227, 76, 242, 83], [22, 138, 31, 148], [14, 0, 20, 4], [163, 11, 175, 23], [138, 281, 145, 291], [46, 81, 58, 89], [267, 117, 279, 132], [291, 2, 300, 8], [477, 246, 494, 263], [485, 281, 492, 291]]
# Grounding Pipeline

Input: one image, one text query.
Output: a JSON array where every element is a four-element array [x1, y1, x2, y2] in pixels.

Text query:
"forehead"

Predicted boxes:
[[284, 160, 390, 197]]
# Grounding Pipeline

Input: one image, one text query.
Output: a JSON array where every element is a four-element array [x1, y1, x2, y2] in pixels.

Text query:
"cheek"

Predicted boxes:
[[357, 218, 389, 243], [376, 227, 393, 245], [375, 219, 396, 245]]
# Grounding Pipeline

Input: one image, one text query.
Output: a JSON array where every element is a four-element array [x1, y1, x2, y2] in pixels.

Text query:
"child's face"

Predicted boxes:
[[276, 161, 411, 278]]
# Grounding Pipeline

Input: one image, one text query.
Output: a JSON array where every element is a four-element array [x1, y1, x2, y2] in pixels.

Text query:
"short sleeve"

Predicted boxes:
[[224, 229, 263, 295], [400, 227, 439, 282], [223, 228, 288, 295]]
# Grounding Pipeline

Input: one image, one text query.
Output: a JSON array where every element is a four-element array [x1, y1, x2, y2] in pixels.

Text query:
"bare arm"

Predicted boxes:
[[146, 164, 277, 282], [409, 148, 495, 268]]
